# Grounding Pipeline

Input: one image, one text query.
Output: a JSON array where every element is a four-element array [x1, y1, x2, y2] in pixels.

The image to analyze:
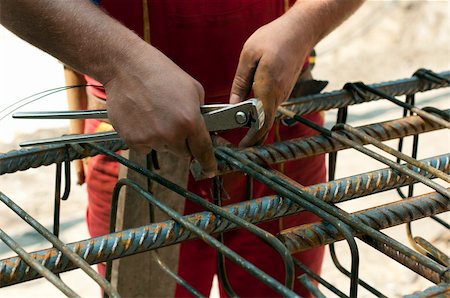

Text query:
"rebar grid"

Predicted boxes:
[[0, 70, 449, 297], [1, 153, 447, 287]]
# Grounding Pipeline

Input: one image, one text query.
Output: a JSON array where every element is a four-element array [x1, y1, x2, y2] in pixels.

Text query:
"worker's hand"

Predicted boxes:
[[104, 44, 217, 177], [230, 9, 314, 148]]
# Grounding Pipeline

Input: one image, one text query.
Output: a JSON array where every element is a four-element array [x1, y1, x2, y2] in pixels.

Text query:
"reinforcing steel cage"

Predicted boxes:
[[0, 69, 449, 297]]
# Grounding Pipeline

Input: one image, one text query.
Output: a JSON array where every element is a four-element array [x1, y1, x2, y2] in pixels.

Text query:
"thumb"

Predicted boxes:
[[229, 54, 258, 104]]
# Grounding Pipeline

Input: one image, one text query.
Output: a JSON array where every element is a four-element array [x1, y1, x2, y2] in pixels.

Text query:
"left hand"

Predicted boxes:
[[229, 10, 314, 147]]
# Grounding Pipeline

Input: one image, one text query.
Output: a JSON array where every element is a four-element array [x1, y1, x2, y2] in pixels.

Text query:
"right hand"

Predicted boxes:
[[104, 43, 217, 177]]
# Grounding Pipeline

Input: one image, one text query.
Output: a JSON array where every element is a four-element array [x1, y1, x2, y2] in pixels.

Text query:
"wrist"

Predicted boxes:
[[92, 33, 150, 85]]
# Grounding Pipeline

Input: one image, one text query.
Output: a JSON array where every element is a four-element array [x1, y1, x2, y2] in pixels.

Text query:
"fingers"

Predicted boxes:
[[239, 114, 273, 148], [229, 50, 259, 104], [187, 119, 217, 178], [238, 59, 282, 148]]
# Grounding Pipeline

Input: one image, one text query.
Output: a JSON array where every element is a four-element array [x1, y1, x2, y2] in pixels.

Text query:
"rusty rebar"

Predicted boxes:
[[361, 236, 449, 284], [0, 140, 127, 175], [279, 191, 449, 253], [0, 228, 79, 297], [338, 123, 450, 183], [348, 81, 450, 129], [414, 237, 450, 267], [282, 71, 450, 114], [0, 154, 449, 286], [216, 147, 448, 285], [0, 192, 120, 297], [277, 107, 450, 197], [2, 94, 448, 178], [210, 109, 448, 178], [112, 179, 297, 297], [404, 283, 450, 298]]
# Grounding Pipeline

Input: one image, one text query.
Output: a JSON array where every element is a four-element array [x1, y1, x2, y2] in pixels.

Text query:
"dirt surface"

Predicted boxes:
[[0, 1, 449, 297]]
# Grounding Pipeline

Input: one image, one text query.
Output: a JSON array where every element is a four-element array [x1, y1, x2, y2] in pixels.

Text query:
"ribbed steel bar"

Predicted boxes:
[[404, 283, 450, 298], [337, 123, 450, 182], [0, 154, 448, 286], [216, 147, 448, 284], [113, 179, 297, 297], [348, 82, 450, 129], [211, 109, 449, 178], [414, 237, 450, 267], [0, 228, 78, 297], [1, 89, 448, 177], [278, 107, 450, 197], [0, 192, 120, 297], [0, 140, 127, 175], [279, 191, 449, 253], [360, 236, 448, 284], [282, 71, 450, 114], [94, 144, 296, 292]]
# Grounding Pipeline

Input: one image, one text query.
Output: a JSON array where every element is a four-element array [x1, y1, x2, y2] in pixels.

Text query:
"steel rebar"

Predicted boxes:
[[216, 147, 448, 284], [282, 71, 450, 114], [361, 236, 448, 284], [0, 192, 120, 297], [404, 283, 450, 298], [210, 109, 449, 178], [0, 140, 127, 175], [0, 154, 449, 286], [0, 228, 79, 297], [279, 191, 449, 253]]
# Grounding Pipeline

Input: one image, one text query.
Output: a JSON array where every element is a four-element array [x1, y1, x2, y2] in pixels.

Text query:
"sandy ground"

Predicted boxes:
[[0, 1, 449, 297]]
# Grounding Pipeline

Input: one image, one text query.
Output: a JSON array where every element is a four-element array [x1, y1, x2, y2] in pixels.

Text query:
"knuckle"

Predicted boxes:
[[194, 79, 205, 96], [242, 47, 256, 59], [177, 112, 200, 135]]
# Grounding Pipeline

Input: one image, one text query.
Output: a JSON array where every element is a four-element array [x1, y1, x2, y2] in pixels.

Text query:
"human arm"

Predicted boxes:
[[0, 0, 217, 177], [230, 0, 365, 147]]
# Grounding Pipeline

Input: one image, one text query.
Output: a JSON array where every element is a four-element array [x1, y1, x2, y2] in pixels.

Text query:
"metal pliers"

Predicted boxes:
[[13, 98, 265, 147]]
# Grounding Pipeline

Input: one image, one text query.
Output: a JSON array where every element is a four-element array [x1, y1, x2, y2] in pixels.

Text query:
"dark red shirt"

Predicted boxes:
[[86, 0, 295, 102]]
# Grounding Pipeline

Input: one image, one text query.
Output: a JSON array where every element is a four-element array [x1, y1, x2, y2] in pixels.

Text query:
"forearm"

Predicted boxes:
[[0, 0, 149, 84], [287, 0, 365, 49]]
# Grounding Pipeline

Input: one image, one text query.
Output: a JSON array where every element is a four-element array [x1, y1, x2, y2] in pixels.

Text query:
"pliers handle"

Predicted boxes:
[[14, 98, 264, 147]]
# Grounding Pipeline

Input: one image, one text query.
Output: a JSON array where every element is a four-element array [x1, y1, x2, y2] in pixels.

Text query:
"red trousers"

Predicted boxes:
[[85, 111, 326, 297]]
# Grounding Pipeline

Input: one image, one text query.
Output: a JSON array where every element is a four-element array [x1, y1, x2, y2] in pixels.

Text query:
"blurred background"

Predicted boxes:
[[0, 1, 449, 297]]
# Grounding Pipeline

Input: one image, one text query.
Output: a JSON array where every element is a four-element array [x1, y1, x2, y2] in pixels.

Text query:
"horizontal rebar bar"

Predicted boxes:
[[353, 82, 450, 129], [0, 192, 120, 297], [0, 228, 78, 297], [403, 283, 450, 298], [282, 71, 450, 115], [279, 190, 449, 253], [217, 147, 448, 284], [361, 236, 448, 284], [1, 78, 448, 176], [210, 109, 449, 178], [277, 107, 450, 197], [1, 154, 448, 286], [0, 140, 127, 175], [338, 123, 450, 183]]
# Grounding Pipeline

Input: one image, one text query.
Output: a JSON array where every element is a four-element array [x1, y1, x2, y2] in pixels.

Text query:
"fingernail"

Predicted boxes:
[[204, 171, 216, 179], [190, 160, 217, 180]]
